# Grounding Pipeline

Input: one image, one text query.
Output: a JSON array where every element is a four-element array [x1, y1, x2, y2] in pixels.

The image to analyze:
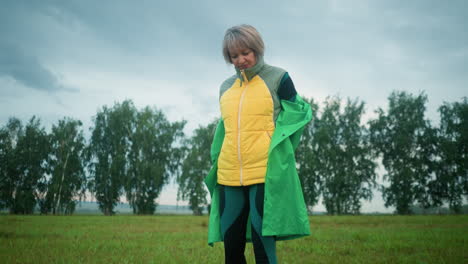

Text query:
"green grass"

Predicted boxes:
[[1, 214, 467, 263]]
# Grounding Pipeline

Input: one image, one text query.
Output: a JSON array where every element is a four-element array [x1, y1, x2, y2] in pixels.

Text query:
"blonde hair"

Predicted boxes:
[[222, 24, 265, 64]]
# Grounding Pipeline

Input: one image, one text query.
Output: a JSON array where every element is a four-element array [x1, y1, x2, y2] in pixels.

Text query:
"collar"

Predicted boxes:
[[235, 56, 265, 84]]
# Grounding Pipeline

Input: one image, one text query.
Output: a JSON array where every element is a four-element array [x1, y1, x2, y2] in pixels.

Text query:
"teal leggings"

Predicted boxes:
[[219, 184, 277, 264]]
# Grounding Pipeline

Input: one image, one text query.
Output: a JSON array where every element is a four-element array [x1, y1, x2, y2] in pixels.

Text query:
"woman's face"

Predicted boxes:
[[229, 46, 256, 70]]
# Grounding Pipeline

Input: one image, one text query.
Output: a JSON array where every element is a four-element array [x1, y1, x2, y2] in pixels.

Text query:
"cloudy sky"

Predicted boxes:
[[1, 0, 467, 212]]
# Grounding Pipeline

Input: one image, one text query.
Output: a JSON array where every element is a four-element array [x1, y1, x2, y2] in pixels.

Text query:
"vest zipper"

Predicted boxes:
[[238, 70, 249, 185]]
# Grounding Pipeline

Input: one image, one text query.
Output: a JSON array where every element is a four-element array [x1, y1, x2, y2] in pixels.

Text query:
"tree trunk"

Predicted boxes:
[[55, 153, 70, 215]]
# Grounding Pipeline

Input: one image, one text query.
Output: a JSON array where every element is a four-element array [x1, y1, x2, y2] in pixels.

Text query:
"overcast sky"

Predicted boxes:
[[1, 0, 467, 212]]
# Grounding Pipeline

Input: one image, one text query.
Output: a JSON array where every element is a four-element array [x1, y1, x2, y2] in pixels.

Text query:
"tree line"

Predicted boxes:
[[0, 101, 185, 215], [0, 91, 467, 215]]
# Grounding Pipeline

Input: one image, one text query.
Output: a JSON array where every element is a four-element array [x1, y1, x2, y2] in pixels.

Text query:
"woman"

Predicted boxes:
[[205, 24, 312, 264]]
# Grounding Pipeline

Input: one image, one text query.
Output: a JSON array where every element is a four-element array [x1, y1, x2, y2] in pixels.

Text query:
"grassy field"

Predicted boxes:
[[1, 214, 467, 263]]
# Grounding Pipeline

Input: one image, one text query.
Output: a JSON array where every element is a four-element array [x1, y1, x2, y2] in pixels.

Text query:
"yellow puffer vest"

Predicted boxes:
[[217, 58, 285, 186]]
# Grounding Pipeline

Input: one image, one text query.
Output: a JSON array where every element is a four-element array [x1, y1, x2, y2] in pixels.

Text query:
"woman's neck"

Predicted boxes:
[[235, 56, 265, 82]]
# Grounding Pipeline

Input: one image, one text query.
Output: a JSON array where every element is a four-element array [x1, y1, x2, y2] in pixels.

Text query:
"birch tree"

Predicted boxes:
[[176, 121, 216, 215], [0, 117, 49, 214], [296, 98, 321, 212], [436, 97, 468, 213], [369, 91, 434, 214], [318, 97, 376, 214], [125, 107, 185, 214], [41, 118, 87, 214], [88, 101, 135, 215]]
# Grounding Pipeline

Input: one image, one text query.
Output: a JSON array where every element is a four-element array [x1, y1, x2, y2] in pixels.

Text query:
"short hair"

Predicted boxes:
[[222, 24, 265, 64]]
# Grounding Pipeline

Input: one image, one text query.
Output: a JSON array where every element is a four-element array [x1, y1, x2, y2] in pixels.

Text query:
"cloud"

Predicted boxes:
[[1, 0, 467, 208], [0, 2, 78, 93], [1, 0, 466, 127], [0, 42, 76, 93]]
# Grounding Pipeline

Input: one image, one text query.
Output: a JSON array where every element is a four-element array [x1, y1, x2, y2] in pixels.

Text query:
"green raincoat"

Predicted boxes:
[[204, 95, 312, 246]]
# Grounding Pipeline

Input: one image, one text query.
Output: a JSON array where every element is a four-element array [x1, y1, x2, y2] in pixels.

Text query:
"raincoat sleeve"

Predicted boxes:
[[210, 119, 225, 164], [205, 119, 225, 245], [205, 119, 224, 197]]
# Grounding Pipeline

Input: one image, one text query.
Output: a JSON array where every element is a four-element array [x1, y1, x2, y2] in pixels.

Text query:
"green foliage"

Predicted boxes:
[[1, 92, 467, 217], [369, 91, 436, 214], [177, 120, 217, 215], [88, 101, 136, 215], [296, 98, 322, 211], [39, 118, 87, 215], [436, 97, 468, 213], [0, 118, 22, 210], [126, 106, 186, 215], [317, 97, 377, 214], [0, 117, 49, 214], [88, 100, 186, 215]]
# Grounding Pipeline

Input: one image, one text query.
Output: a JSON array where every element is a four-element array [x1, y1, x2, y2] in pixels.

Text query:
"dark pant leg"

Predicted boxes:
[[249, 184, 277, 264], [220, 185, 250, 264]]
